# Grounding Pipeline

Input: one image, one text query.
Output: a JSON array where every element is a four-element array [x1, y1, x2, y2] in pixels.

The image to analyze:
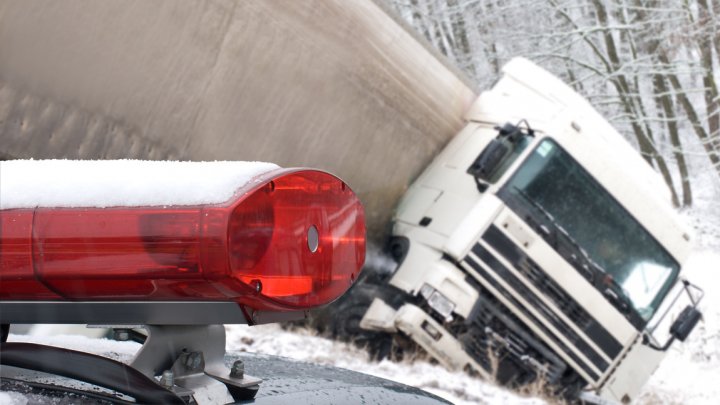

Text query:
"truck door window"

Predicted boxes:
[[497, 139, 679, 324]]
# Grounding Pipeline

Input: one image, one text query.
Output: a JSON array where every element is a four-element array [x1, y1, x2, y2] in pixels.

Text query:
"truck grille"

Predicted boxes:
[[455, 280, 568, 385], [482, 225, 623, 360], [462, 249, 603, 382]]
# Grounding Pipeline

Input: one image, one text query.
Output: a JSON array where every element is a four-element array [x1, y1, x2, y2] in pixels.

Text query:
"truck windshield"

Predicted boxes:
[[498, 138, 679, 323]]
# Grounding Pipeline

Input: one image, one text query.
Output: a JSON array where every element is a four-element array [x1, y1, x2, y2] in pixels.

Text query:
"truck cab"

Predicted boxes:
[[360, 58, 703, 403]]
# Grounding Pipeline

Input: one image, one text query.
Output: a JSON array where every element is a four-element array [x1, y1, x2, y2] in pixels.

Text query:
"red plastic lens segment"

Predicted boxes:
[[0, 169, 366, 311]]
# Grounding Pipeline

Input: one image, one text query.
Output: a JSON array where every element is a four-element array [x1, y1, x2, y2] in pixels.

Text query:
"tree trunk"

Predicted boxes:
[[590, 0, 681, 206], [704, 0, 720, 74], [658, 51, 720, 180], [616, 1, 663, 159], [654, 74, 693, 206], [446, 0, 475, 77], [410, 0, 433, 45], [697, 0, 720, 154]]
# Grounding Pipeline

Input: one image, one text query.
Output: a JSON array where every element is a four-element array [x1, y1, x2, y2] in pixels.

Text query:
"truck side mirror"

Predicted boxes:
[[466, 121, 534, 193], [669, 305, 702, 342], [467, 139, 509, 183]]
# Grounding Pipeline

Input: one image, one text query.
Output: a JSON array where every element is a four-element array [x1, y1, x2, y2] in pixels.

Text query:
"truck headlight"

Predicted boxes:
[[420, 284, 455, 322]]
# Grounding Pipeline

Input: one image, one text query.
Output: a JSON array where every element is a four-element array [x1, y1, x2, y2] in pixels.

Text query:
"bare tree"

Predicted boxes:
[[383, 0, 720, 207]]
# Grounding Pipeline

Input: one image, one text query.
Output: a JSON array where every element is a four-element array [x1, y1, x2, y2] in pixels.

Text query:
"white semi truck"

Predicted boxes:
[[360, 57, 704, 403]]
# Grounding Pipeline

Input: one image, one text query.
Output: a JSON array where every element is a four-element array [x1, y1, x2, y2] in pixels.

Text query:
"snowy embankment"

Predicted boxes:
[[223, 248, 720, 405], [223, 324, 544, 405]]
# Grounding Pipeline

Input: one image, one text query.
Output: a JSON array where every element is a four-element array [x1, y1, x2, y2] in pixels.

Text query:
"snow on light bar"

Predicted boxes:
[[0, 160, 366, 314]]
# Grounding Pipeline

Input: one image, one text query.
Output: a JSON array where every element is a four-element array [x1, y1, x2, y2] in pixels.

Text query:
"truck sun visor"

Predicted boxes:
[[0, 161, 366, 314]]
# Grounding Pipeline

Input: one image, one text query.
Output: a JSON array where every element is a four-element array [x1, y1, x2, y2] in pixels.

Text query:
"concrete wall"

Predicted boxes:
[[0, 0, 476, 241]]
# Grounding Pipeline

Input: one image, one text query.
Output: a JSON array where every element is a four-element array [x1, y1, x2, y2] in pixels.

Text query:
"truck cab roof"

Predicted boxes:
[[465, 57, 692, 266]]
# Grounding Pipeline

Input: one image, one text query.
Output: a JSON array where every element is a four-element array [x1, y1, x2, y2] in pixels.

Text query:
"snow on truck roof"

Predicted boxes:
[[0, 160, 279, 209]]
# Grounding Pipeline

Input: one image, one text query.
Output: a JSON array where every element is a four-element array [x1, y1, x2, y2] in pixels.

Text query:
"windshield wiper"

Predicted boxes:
[[511, 187, 636, 318]]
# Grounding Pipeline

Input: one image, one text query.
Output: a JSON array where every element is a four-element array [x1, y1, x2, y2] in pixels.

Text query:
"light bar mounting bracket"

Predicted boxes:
[[127, 324, 261, 404]]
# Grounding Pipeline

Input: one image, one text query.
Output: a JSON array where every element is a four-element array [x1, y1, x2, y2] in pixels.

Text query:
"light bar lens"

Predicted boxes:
[[0, 169, 366, 311]]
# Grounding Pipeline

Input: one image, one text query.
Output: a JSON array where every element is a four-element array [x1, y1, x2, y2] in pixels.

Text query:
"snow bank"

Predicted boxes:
[[7, 333, 140, 361], [0, 160, 279, 209], [0, 392, 28, 405]]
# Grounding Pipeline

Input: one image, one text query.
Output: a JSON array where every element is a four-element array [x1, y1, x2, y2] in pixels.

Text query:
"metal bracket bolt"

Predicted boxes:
[[160, 370, 174, 388], [182, 350, 204, 371], [128, 325, 262, 404], [113, 328, 130, 341], [230, 360, 244, 379]]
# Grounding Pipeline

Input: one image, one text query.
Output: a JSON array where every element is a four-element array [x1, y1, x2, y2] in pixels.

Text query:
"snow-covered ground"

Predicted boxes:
[[223, 248, 720, 405], [223, 324, 545, 405]]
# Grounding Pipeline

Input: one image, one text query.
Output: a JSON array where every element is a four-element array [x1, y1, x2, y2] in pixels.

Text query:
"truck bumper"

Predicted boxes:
[[361, 299, 489, 379]]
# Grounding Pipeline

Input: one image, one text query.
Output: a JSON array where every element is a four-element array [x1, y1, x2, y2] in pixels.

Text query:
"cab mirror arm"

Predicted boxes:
[[644, 280, 704, 352]]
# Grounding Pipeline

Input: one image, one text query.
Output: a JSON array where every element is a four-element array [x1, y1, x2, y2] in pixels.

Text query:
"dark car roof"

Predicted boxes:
[[231, 352, 451, 404], [0, 350, 451, 405]]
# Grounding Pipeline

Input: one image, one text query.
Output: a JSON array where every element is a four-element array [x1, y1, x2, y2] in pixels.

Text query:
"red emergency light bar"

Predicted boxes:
[[0, 168, 365, 323]]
